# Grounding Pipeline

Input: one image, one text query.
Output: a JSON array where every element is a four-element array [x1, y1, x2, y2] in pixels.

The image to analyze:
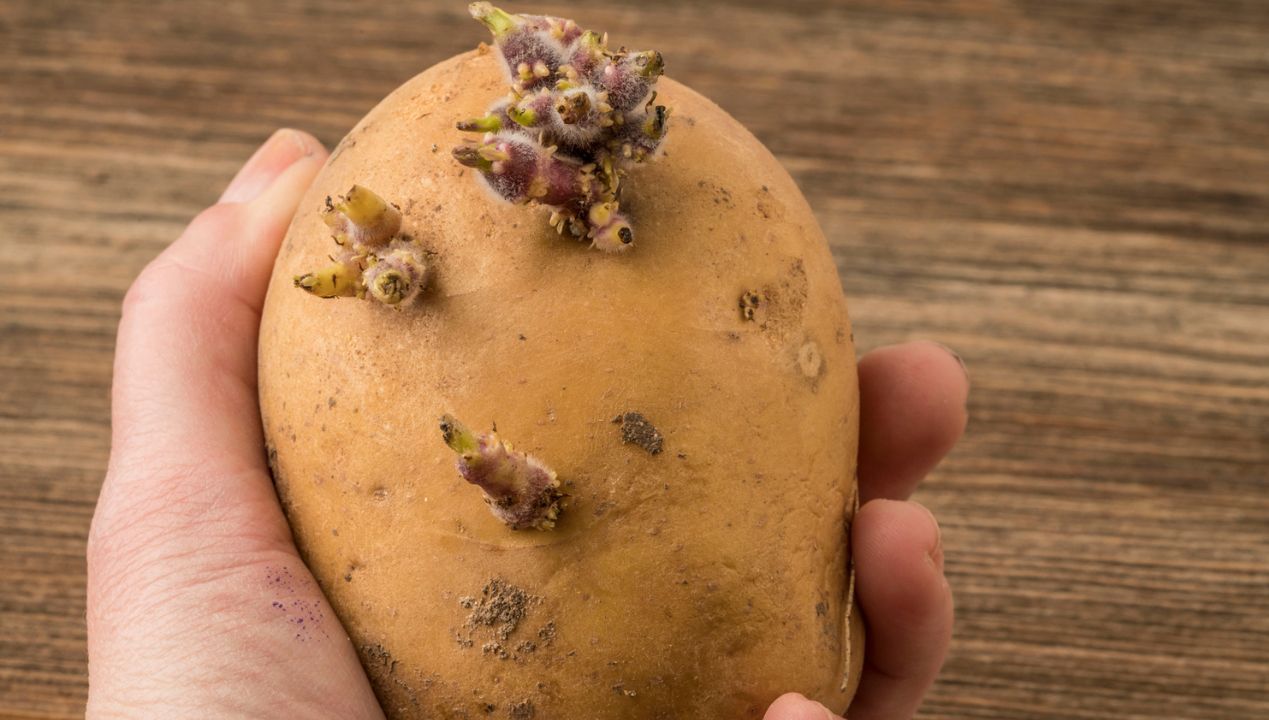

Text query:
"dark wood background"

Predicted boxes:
[[3, 1, 1267, 717]]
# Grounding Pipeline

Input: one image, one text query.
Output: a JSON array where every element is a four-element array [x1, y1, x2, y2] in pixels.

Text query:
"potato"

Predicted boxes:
[[259, 9, 861, 717]]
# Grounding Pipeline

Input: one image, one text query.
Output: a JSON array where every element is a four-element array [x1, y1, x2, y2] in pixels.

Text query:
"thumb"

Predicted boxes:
[[95, 130, 326, 565], [106, 129, 324, 488]]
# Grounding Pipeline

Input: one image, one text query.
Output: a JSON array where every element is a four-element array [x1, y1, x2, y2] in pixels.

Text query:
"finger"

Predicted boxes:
[[221, 128, 320, 204], [857, 341, 969, 502], [847, 500, 953, 720], [763, 692, 845, 720], [106, 131, 326, 489]]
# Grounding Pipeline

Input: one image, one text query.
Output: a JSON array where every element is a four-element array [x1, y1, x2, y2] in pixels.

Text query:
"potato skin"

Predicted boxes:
[[259, 48, 862, 719]]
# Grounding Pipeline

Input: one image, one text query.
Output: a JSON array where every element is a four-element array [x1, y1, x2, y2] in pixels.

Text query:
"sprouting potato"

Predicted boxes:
[[259, 5, 862, 718]]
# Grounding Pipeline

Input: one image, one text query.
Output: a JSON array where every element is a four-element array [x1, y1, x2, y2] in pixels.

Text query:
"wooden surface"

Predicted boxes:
[[3, 1, 1268, 717]]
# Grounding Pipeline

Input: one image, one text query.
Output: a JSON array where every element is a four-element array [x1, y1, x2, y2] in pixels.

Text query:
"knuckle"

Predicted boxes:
[[120, 260, 167, 319], [185, 201, 241, 236]]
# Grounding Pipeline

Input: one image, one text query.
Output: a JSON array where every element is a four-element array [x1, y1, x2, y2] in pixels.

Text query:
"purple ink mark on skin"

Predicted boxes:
[[264, 565, 301, 593], [267, 567, 315, 640], [271, 596, 329, 643], [263, 565, 329, 643]]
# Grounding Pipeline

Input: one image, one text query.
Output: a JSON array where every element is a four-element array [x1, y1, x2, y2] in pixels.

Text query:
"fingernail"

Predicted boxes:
[[219, 129, 315, 204], [931, 341, 968, 380], [914, 501, 945, 571]]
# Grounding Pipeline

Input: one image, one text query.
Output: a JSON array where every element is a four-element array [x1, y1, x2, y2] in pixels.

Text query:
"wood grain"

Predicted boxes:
[[2, 1, 1267, 717]]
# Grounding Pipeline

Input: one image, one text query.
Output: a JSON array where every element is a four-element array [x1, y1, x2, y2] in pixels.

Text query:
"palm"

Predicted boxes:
[[88, 130, 965, 720]]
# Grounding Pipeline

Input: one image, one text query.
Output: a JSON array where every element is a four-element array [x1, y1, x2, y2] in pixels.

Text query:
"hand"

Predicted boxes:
[[89, 129, 383, 718], [89, 129, 966, 719], [765, 343, 968, 720]]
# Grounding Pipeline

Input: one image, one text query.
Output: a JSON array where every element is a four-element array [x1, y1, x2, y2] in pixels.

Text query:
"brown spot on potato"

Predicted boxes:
[[611, 682, 637, 697], [798, 340, 823, 379], [363, 643, 398, 675], [612, 412, 664, 455], [465, 578, 535, 641], [742, 258, 808, 342], [537, 622, 557, 645], [265, 443, 279, 478], [739, 290, 765, 322], [697, 179, 735, 208]]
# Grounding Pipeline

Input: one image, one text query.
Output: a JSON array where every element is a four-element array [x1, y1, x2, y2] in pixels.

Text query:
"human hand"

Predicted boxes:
[[765, 343, 968, 719], [88, 129, 384, 718], [89, 128, 966, 719]]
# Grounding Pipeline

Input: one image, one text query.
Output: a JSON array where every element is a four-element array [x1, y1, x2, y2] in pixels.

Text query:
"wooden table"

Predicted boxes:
[[3, 1, 1267, 717]]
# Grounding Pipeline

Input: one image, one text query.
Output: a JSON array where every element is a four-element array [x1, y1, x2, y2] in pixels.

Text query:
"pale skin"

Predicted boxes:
[[88, 129, 968, 719]]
